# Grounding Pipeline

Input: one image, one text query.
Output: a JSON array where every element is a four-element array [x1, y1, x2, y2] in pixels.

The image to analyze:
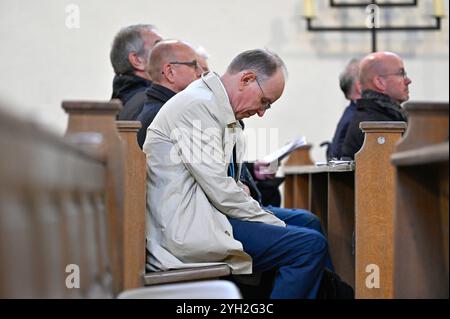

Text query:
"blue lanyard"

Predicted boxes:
[[228, 155, 235, 179]]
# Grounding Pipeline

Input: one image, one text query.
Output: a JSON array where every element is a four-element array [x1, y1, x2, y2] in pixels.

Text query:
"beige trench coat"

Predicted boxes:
[[143, 72, 285, 274]]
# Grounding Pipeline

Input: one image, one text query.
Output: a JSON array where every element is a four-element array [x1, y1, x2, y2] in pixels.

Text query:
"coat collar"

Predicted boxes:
[[145, 83, 176, 103], [201, 72, 239, 128]]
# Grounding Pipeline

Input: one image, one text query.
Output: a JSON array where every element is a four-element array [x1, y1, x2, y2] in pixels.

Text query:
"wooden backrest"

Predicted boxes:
[[396, 102, 449, 152], [0, 108, 113, 298], [354, 121, 407, 298], [284, 144, 314, 166]]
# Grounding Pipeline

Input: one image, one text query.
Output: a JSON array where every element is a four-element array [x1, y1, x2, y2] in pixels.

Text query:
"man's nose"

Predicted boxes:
[[405, 76, 412, 85], [257, 109, 266, 117]]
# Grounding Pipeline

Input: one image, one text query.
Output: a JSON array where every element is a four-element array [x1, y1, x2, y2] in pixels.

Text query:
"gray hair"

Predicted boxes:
[[339, 58, 360, 99], [110, 24, 157, 75], [227, 49, 287, 82]]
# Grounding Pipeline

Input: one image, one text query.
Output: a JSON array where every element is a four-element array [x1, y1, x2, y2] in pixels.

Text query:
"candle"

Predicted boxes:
[[433, 0, 445, 17], [304, 0, 315, 18]]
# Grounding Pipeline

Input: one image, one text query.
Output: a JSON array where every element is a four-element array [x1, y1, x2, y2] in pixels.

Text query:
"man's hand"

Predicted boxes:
[[253, 161, 278, 180], [241, 184, 251, 196]]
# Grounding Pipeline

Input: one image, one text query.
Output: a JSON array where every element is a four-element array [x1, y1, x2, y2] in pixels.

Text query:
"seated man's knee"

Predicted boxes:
[[304, 230, 328, 258], [299, 210, 323, 233], [287, 227, 328, 255]]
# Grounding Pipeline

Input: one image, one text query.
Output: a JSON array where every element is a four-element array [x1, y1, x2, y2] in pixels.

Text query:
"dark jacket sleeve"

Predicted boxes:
[[341, 116, 364, 160]]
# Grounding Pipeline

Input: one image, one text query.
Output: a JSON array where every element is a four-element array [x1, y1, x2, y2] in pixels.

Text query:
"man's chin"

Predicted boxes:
[[237, 112, 254, 120]]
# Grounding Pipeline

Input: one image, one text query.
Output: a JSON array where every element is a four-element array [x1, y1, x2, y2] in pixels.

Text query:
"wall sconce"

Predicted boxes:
[[303, 0, 446, 52]]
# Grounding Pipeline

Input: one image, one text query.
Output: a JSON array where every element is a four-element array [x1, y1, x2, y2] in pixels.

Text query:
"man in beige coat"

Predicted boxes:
[[143, 49, 329, 298]]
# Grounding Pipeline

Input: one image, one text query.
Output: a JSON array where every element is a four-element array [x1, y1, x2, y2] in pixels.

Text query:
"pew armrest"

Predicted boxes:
[[391, 142, 449, 166], [144, 265, 231, 286]]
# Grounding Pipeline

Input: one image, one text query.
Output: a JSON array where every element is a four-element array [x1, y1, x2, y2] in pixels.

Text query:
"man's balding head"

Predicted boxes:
[[359, 51, 412, 104], [148, 40, 202, 92]]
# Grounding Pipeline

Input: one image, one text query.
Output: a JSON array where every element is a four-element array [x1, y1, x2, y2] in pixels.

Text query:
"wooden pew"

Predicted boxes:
[[354, 121, 407, 298], [0, 108, 114, 298], [63, 101, 125, 295], [390, 102, 449, 298], [283, 123, 407, 291], [63, 100, 230, 289], [284, 162, 355, 287]]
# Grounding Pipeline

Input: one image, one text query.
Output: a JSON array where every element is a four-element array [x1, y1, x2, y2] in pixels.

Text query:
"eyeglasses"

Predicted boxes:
[[255, 77, 272, 110], [169, 60, 201, 71], [379, 69, 408, 80]]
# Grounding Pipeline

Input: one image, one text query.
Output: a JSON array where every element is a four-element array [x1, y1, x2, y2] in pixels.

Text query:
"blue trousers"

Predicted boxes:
[[264, 206, 334, 271], [229, 207, 329, 299]]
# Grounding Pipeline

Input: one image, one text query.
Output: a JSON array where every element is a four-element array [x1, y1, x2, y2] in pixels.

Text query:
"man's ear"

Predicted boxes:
[[128, 52, 146, 72], [238, 71, 256, 90], [162, 63, 175, 83], [373, 76, 386, 91]]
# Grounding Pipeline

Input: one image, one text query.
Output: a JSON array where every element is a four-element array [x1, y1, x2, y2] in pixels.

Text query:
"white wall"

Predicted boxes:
[[0, 0, 448, 162]]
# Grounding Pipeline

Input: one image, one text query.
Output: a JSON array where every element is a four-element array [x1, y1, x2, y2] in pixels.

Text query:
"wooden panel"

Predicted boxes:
[[393, 164, 448, 298], [293, 174, 310, 209], [283, 145, 314, 208], [310, 173, 328, 232], [283, 175, 294, 208], [328, 171, 355, 288], [117, 121, 146, 290], [391, 102, 448, 298], [355, 121, 406, 298]]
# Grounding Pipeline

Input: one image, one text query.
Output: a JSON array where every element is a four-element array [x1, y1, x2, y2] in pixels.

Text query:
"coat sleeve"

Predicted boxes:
[[170, 102, 285, 227]]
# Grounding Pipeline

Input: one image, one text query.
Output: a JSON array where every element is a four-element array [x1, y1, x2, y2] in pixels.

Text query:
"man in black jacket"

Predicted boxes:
[[109, 24, 163, 120], [136, 40, 203, 147], [329, 58, 361, 160], [342, 51, 411, 159]]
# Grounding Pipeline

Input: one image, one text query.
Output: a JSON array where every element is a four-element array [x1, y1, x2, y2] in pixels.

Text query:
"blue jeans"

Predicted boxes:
[[264, 206, 334, 271], [229, 207, 329, 299]]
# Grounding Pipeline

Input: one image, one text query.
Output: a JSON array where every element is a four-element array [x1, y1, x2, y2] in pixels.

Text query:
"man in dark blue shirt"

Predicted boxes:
[[329, 58, 361, 160]]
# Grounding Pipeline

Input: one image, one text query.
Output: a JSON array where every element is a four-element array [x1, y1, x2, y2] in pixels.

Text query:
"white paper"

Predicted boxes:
[[261, 136, 307, 167]]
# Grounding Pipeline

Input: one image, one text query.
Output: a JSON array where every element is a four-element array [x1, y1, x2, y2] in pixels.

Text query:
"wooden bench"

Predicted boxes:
[[0, 107, 114, 298], [283, 122, 407, 292], [284, 163, 355, 287], [390, 102, 449, 298], [354, 121, 407, 298], [62, 100, 231, 290]]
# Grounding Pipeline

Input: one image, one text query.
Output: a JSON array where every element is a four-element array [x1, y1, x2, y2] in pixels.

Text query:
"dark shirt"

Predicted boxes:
[[329, 100, 357, 159], [136, 83, 176, 148], [111, 74, 152, 120], [341, 90, 408, 159]]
